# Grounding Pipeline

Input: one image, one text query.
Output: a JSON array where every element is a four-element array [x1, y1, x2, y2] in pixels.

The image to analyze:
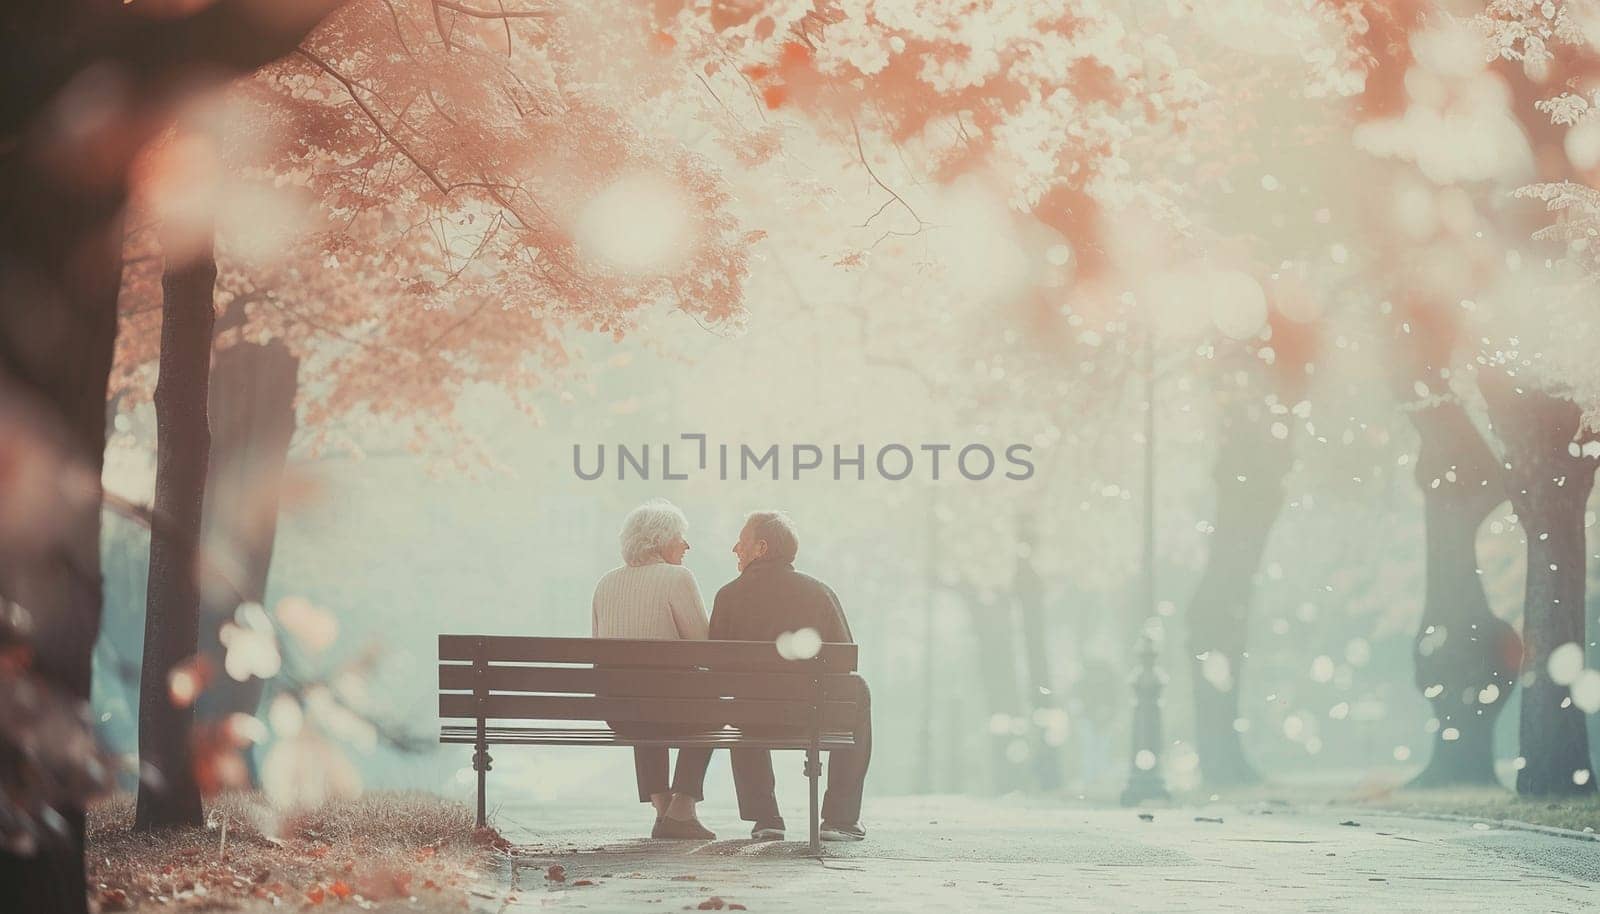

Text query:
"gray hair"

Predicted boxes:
[[620, 499, 689, 566], [746, 510, 798, 564]]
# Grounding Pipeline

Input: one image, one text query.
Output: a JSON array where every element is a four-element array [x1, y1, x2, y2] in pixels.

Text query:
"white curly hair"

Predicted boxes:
[[619, 498, 689, 566]]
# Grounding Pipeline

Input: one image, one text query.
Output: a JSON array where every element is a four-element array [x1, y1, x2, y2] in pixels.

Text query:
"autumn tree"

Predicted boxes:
[[111, 0, 757, 824], [1394, 325, 1520, 787], [134, 213, 219, 829], [1178, 308, 1317, 786], [1479, 369, 1598, 794], [641, 0, 1217, 790], [1461, 1, 1600, 798], [0, 1, 349, 906], [1476, 1, 1598, 796], [1317, 0, 1525, 786], [1326, 0, 1600, 793]]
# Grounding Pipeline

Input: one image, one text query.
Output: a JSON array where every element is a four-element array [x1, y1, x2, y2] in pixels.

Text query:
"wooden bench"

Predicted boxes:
[[438, 635, 866, 854]]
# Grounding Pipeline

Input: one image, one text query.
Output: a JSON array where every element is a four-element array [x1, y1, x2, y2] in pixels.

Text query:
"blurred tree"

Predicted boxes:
[[1013, 512, 1062, 791], [189, 311, 299, 787], [656, 0, 1212, 794], [1480, 371, 1598, 796], [1321, 0, 1600, 793], [1331, 0, 1523, 786], [663, 0, 1206, 280], [110, 0, 757, 819], [1185, 315, 1315, 786], [1468, 10, 1600, 796], [0, 1, 345, 908], [1398, 381, 1519, 787]]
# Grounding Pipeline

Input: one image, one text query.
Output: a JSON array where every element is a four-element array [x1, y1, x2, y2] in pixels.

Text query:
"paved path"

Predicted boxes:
[[471, 795, 1599, 912]]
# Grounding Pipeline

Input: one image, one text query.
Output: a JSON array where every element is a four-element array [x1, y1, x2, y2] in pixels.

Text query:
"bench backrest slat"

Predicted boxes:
[[439, 665, 862, 702], [437, 635, 857, 672], [438, 693, 860, 729], [437, 635, 861, 734]]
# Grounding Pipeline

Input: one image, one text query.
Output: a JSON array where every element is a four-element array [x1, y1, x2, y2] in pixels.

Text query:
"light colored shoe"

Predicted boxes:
[[750, 821, 786, 841], [819, 822, 865, 842]]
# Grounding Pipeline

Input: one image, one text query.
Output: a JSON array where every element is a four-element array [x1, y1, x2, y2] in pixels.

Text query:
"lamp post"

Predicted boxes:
[[1120, 631, 1171, 805]]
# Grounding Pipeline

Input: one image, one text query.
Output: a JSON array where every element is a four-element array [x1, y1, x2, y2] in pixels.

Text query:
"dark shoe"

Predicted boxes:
[[750, 820, 786, 841], [819, 822, 865, 842], [653, 816, 716, 840]]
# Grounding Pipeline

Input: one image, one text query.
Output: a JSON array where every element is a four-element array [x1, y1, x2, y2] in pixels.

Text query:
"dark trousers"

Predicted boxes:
[[631, 746, 714, 803], [730, 680, 872, 825], [611, 722, 713, 802]]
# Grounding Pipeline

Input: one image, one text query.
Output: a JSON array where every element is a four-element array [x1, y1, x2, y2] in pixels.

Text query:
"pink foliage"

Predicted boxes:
[[115, 0, 757, 447]]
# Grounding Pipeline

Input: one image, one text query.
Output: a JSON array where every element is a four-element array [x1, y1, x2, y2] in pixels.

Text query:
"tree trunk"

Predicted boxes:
[[0, 145, 123, 914], [1186, 395, 1293, 788], [1013, 514, 1062, 791], [956, 587, 1026, 793], [1405, 401, 1519, 787], [1589, 574, 1600, 770], [193, 333, 299, 785], [0, 2, 343, 905], [915, 499, 938, 794], [1480, 370, 1598, 798], [134, 232, 216, 830]]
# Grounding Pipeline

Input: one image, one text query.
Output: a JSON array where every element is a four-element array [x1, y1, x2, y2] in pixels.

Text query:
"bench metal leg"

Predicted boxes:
[[805, 748, 821, 856], [474, 756, 487, 829], [473, 720, 491, 829], [472, 645, 490, 829]]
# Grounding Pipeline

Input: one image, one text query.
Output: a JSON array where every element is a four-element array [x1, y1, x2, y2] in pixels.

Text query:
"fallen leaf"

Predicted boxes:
[[573, 879, 596, 886], [698, 897, 727, 911]]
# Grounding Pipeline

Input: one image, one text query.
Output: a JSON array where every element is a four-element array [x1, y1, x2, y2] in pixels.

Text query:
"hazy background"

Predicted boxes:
[[89, 293, 1600, 813]]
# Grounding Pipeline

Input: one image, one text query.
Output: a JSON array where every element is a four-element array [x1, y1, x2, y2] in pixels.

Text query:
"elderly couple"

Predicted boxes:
[[591, 500, 872, 843]]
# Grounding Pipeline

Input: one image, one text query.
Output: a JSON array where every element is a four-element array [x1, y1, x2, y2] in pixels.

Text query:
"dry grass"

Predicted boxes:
[[86, 791, 505, 911], [1347, 787, 1600, 834]]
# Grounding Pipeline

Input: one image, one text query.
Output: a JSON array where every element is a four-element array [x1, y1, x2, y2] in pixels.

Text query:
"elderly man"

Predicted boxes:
[[708, 511, 871, 842]]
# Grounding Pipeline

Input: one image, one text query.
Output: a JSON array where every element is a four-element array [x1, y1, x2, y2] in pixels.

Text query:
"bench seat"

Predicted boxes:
[[440, 725, 860, 749]]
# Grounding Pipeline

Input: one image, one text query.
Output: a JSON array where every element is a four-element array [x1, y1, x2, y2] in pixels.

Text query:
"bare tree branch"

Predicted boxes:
[[432, 0, 553, 20], [297, 48, 455, 196], [851, 116, 928, 235]]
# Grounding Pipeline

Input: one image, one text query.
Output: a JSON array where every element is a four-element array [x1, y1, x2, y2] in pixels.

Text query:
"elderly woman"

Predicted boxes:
[[592, 499, 716, 840]]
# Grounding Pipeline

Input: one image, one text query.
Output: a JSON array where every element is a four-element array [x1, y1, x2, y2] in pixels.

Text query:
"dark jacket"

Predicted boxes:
[[709, 558, 853, 645]]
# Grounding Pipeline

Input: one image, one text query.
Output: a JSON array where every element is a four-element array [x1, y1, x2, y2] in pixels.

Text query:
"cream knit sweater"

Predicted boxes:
[[591, 557, 710, 641]]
